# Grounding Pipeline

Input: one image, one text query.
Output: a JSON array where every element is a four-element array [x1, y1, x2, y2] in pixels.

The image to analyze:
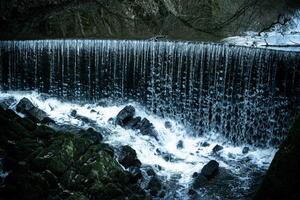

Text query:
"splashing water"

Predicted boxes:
[[0, 91, 277, 199]]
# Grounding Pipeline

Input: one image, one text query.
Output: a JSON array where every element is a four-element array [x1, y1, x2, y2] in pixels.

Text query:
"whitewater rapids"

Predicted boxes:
[[0, 91, 276, 199]]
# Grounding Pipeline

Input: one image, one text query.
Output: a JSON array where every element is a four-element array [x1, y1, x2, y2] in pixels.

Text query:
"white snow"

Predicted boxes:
[[222, 10, 300, 52]]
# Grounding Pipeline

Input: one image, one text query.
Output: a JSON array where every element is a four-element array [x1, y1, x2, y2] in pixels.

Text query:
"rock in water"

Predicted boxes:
[[118, 145, 141, 168], [242, 147, 250, 154], [116, 105, 135, 126], [128, 167, 143, 183], [147, 176, 162, 196], [201, 141, 210, 147], [126, 117, 141, 129], [16, 97, 48, 123], [212, 144, 223, 153], [139, 118, 158, 140], [177, 140, 184, 149], [164, 121, 172, 129], [0, 97, 15, 110], [201, 160, 219, 179], [192, 174, 208, 189]]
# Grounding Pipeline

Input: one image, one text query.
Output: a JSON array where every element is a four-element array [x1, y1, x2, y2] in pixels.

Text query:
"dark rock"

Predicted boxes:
[[34, 125, 56, 138], [201, 141, 210, 147], [102, 183, 124, 199], [254, 116, 300, 200], [129, 167, 143, 183], [0, 108, 147, 200], [0, 97, 15, 110], [42, 170, 58, 187], [116, 105, 135, 126], [188, 189, 197, 195], [192, 172, 198, 178], [242, 147, 250, 154], [145, 167, 156, 176], [16, 98, 48, 123], [147, 176, 162, 196], [139, 118, 158, 140], [159, 190, 166, 198], [164, 121, 172, 129], [70, 110, 77, 117], [79, 128, 103, 144], [16, 117, 37, 131], [16, 98, 34, 112], [90, 109, 96, 113], [75, 115, 95, 124], [201, 160, 219, 179], [177, 140, 184, 149], [192, 173, 208, 189], [212, 144, 223, 153], [126, 117, 142, 129], [161, 152, 176, 162], [41, 117, 55, 124], [118, 145, 141, 168]]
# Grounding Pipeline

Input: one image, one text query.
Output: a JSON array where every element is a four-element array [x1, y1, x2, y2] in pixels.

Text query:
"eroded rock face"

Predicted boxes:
[[254, 116, 300, 200], [0, 107, 147, 200]]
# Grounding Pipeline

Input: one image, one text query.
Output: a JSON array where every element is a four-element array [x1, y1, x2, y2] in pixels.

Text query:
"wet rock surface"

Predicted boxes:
[[254, 116, 300, 200], [201, 160, 219, 179], [212, 144, 223, 153], [116, 105, 158, 140], [0, 105, 147, 200], [16, 97, 49, 123], [118, 145, 142, 169]]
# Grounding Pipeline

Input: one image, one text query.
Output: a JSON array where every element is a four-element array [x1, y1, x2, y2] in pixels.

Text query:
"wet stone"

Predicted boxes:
[[116, 105, 135, 126], [212, 144, 223, 153], [118, 145, 141, 168], [242, 147, 250, 154], [177, 140, 184, 149], [201, 160, 219, 179], [201, 141, 210, 147], [16, 98, 48, 123], [147, 176, 162, 196], [164, 121, 172, 129], [192, 173, 208, 189]]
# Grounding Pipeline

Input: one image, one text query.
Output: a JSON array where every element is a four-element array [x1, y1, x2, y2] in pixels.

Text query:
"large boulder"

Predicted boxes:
[[16, 98, 48, 123], [201, 160, 219, 179], [138, 118, 158, 140], [116, 105, 135, 127], [118, 145, 141, 169], [212, 144, 223, 153], [115, 106, 158, 140]]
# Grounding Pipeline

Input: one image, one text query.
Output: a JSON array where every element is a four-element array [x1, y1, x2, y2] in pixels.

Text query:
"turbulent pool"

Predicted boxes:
[[0, 91, 276, 199]]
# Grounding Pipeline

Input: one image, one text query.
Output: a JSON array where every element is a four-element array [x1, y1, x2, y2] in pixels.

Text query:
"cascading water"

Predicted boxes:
[[0, 40, 299, 145], [0, 40, 300, 199]]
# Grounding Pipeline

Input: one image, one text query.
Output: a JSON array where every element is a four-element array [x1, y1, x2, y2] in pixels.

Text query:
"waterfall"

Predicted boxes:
[[0, 40, 299, 145]]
